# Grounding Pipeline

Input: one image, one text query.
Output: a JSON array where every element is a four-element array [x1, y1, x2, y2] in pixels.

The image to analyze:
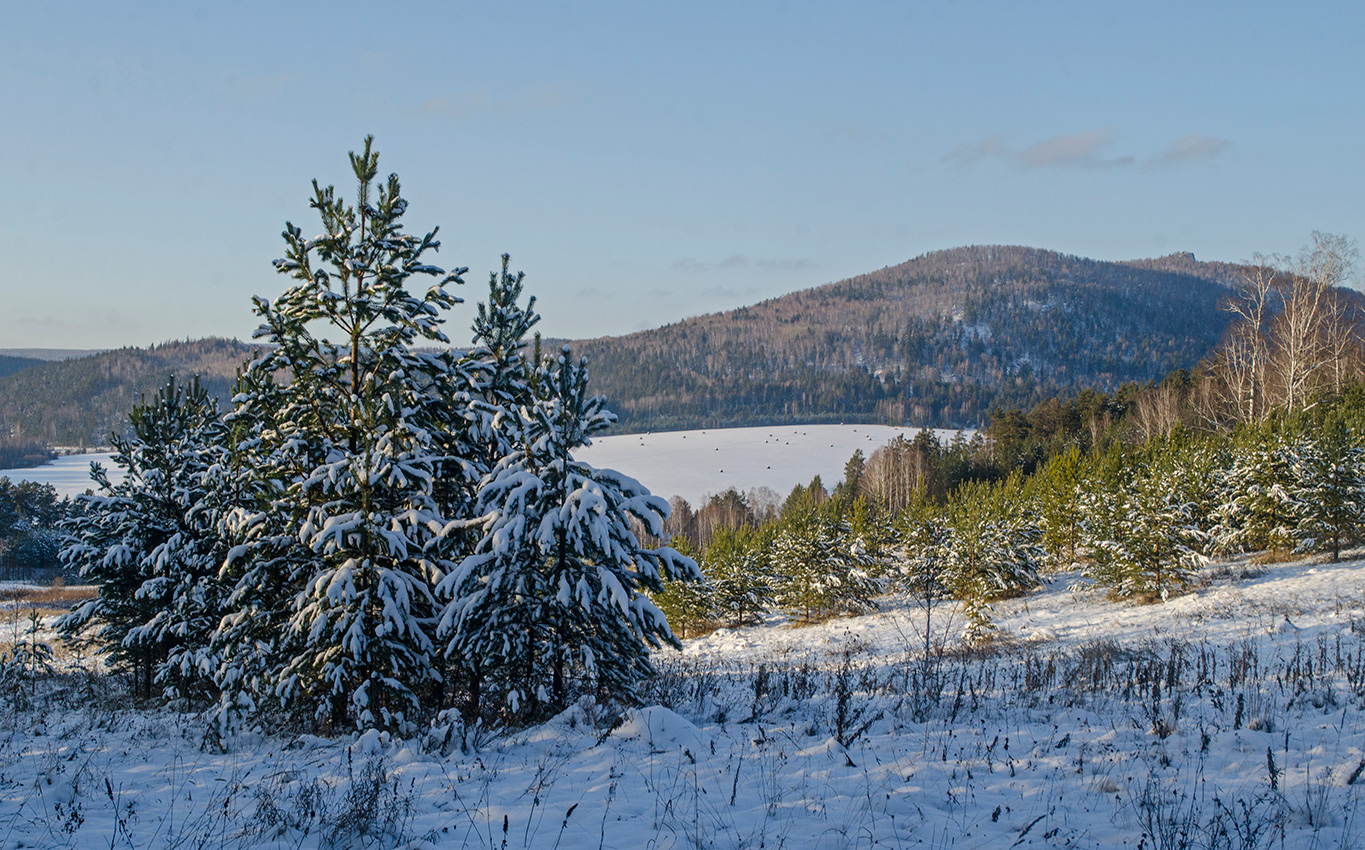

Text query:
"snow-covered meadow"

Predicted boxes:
[[2, 424, 965, 504], [579, 424, 966, 505], [5, 552, 1365, 849]]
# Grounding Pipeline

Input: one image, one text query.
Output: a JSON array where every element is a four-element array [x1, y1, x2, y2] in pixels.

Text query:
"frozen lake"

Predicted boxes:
[[0, 452, 117, 498]]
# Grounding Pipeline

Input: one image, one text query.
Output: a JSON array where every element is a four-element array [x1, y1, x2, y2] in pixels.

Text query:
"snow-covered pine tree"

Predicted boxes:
[[894, 490, 951, 662], [770, 501, 879, 623], [58, 376, 227, 701], [649, 535, 717, 638], [1085, 442, 1205, 601], [704, 525, 773, 627], [425, 254, 542, 712], [215, 137, 465, 734], [1292, 413, 1365, 561], [894, 491, 949, 601], [1031, 444, 1086, 570], [940, 476, 1041, 643], [1210, 420, 1301, 556], [438, 346, 699, 721]]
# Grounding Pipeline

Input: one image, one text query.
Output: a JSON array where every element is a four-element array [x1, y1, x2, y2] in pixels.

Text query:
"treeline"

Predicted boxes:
[[577, 245, 1249, 430], [0, 246, 1296, 445], [0, 338, 253, 447], [0, 354, 45, 381], [0, 437, 54, 470], [650, 234, 1365, 641]]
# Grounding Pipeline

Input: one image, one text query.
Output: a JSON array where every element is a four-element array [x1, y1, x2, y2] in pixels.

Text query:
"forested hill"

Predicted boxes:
[[0, 355, 45, 381], [0, 246, 1248, 444], [573, 245, 1245, 430], [0, 338, 253, 446]]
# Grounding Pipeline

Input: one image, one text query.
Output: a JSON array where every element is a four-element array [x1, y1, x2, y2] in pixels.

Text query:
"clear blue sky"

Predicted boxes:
[[2, 1, 1361, 349]]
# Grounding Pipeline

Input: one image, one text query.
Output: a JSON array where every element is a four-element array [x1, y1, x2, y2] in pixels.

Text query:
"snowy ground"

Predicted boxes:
[[579, 424, 967, 505], [3, 424, 965, 505], [5, 554, 1365, 848]]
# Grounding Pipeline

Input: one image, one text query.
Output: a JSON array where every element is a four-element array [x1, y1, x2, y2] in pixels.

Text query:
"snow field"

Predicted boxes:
[[579, 424, 966, 505], [4, 554, 1365, 847], [6, 424, 968, 505]]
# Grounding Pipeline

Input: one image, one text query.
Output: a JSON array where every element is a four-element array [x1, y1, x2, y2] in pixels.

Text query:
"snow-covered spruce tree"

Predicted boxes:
[[1292, 413, 1365, 561], [438, 347, 699, 721], [58, 376, 228, 701], [214, 137, 465, 734]]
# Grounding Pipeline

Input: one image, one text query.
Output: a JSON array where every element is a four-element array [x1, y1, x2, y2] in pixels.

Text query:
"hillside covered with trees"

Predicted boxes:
[[576, 246, 1250, 429], [0, 338, 253, 448], [1, 245, 1353, 448]]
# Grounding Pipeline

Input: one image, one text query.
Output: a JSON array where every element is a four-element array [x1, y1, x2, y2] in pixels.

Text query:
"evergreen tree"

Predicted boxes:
[[650, 536, 717, 638], [940, 476, 1041, 643], [894, 490, 951, 660], [58, 376, 227, 701], [1211, 420, 1301, 556], [215, 137, 464, 734], [1292, 413, 1365, 561], [704, 525, 773, 627], [1085, 442, 1205, 601], [770, 501, 879, 623], [1031, 444, 1086, 569], [438, 347, 698, 720]]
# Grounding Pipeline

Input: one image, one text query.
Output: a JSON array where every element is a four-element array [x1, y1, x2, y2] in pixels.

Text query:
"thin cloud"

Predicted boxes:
[[1019, 128, 1133, 170], [1156, 134, 1232, 166], [947, 128, 1135, 171], [944, 135, 1010, 169], [757, 258, 816, 271], [416, 84, 576, 120]]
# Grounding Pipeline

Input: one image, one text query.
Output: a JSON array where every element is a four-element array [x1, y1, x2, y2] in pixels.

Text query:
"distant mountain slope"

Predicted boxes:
[[0, 246, 1260, 443], [0, 339, 253, 446], [0, 355, 45, 380], [0, 349, 105, 362], [574, 245, 1245, 429]]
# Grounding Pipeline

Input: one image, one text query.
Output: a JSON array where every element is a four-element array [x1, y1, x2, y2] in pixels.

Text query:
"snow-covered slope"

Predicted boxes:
[[6, 553, 1365, 848], [579, 424, 966, 504]]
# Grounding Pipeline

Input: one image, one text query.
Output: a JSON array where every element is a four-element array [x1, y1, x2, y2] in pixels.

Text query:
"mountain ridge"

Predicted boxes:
[[571, 245, 1248, 429], [0, 245, 1260, 443]]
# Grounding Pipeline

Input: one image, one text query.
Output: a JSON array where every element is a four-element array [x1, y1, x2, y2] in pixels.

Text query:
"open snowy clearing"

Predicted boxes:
[[578, 424, 966, 505], [5, 554, 1365, 848], [3, 424, 965, 504]]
